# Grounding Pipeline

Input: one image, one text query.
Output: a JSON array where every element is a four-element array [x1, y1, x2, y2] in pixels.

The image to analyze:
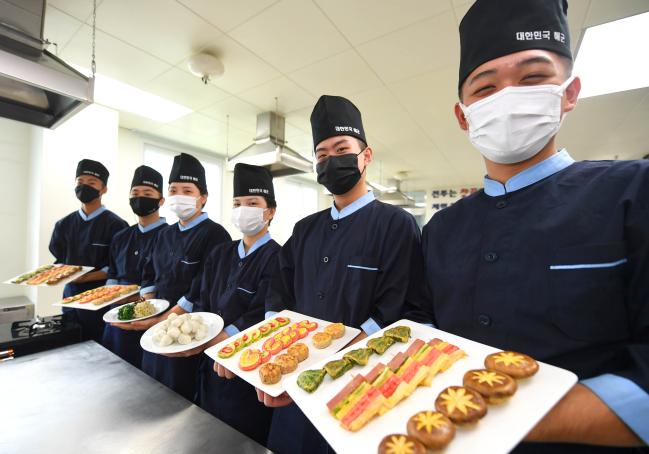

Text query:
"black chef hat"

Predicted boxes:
[[169, 153, 207, 194], [131, 165, 163, 192], [233, 163, 275, 203], [76, 159, 109, 185], [310, 95, 367, 150], [458, 0, 572, 90]]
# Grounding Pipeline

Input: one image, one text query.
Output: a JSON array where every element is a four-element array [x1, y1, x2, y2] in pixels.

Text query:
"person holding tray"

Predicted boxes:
[[260, 95, 431, 453], [178, 163, 279, 445], [102, 165, 169, 368], [422, 0, 649, 451], [49, 159, 128, 342], [115, 152, 231, 401]]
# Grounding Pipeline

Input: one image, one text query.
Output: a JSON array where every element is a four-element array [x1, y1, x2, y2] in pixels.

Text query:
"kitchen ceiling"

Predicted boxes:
[[44, 0, 649, 189]]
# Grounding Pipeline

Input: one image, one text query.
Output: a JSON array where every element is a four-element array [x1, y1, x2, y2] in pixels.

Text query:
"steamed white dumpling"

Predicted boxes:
[[167, 312, 178, 321], [190, 321, 202, 333], [154, 327, 166, 337], [157, 320, 169, 330], [194, 330, 206, 341], [177, 333, 192, 345], [167, 326, 181, 339], [181, 321, 192, 334], [152, 332, 162, 344], [159, 334, 173, 346], [190, 314, 202, 322], [171, 318, 183, 328], [179, 313, 190, 322]]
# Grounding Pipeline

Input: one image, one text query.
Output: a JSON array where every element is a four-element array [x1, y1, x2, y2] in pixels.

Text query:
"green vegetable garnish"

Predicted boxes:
[[117, 303, 135, 321]]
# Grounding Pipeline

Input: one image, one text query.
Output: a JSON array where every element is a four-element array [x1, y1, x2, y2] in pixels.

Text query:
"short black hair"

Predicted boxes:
[[264, 197, 277, 209], [263, 196, 276, 226], [357, 139, 367, 151]]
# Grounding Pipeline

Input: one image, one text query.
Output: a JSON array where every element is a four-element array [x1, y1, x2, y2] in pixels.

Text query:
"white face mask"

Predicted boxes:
[[231, 206, 267, 236], [167, 194, 199, 221], [460, 76, 575, 164]]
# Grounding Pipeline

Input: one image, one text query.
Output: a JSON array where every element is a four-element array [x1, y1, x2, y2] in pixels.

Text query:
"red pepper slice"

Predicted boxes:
[[217, 346, 234, 359]]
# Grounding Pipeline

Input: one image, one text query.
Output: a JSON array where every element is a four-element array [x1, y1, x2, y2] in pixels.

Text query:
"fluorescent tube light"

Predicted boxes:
[[72, 65, 192, 122]]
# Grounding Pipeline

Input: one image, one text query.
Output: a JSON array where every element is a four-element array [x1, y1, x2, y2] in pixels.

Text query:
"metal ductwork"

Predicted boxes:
[[376, 178, 416, 207], [226, 111, 313, 177], [0, 0, 93, 128]]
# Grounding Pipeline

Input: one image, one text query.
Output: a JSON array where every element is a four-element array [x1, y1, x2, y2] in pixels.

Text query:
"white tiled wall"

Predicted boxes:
[[0, 118, 31, 300]]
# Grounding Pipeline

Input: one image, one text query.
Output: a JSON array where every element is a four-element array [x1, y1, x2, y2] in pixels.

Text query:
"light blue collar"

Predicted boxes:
[[483, 149, 575, 197], [138, 217, 167, 233], [330, 191, 375, 220], [78, 205, 106, 222], [238, 232, 272, 259], [178, 212, 209, 232]]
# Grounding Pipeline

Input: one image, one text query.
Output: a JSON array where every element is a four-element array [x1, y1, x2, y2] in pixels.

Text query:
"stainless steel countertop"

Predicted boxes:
[[0, 341, 272, 454]]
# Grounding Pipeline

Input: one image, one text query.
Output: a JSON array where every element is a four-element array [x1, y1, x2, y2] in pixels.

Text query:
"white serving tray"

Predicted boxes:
[[4, 265, 94, 287], [205, 310, 361, 397], [52, 286, 141, 311], [103, 299, 170, 323], [140, 312, 224, 355], [284, 319, 577, 454]]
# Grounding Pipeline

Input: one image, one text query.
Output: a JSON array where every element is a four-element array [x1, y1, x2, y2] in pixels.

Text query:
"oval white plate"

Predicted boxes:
[[140, 312, 224, 354], [103, 299, 170, 323]]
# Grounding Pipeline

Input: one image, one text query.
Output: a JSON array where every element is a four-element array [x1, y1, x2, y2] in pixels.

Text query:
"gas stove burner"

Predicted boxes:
[[1, 313, 80, 356], [12, 315, 64, 338]]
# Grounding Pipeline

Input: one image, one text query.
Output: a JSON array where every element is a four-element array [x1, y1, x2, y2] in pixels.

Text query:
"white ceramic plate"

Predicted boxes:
[[52, 286, 141, 311], [204, 310, 361, 397], [102, 299, 170, 323], [4, 265, 94, 287], [284, 319, 577, 454], [140, 312, 224, 355]]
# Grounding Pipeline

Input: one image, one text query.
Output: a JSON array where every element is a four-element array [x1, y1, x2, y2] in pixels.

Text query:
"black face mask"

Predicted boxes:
[[129, 197, 160, 216], [316, 150, 366, 195], [75, 184, 100, 203]]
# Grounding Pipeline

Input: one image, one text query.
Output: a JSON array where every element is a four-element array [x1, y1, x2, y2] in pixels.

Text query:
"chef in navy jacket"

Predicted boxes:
[[422, 1, 649, 452], [262, 95, 430, 453], [102, 165, 169, 368], [49, 159, 128, 342], [122, 153, 231, 401], [181, 163, 279, 446]]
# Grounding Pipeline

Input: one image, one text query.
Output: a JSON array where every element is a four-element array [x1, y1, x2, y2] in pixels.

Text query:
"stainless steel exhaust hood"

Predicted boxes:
[[226, 111, 313, 177], [0, 0, 93, 128], [376, 178, 416, 207]]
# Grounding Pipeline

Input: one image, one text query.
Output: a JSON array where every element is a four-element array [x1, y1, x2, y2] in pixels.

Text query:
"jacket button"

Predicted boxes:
[[484, 252, 498, 262], [322, 256, 329, 263], [331, 223, 338, 230], [238, 261, 243, 267], [478, 314, 492, 326], [317, 292, 324, 300], [496, 200, 507, 209], [134, 250, 139, 256]]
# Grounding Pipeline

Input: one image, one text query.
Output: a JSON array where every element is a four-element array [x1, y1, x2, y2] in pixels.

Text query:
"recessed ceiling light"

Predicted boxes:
[[72, 65, 192, 122], [574, 12, 649, 98]]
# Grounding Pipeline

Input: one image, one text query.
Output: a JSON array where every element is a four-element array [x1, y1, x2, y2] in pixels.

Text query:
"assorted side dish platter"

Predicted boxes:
[[205, 310, 360, 397], [52, 285, 140, 311], [284, 320, 577, 454], [5, 264, 93, 287], [103, 299, 170, 323]]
